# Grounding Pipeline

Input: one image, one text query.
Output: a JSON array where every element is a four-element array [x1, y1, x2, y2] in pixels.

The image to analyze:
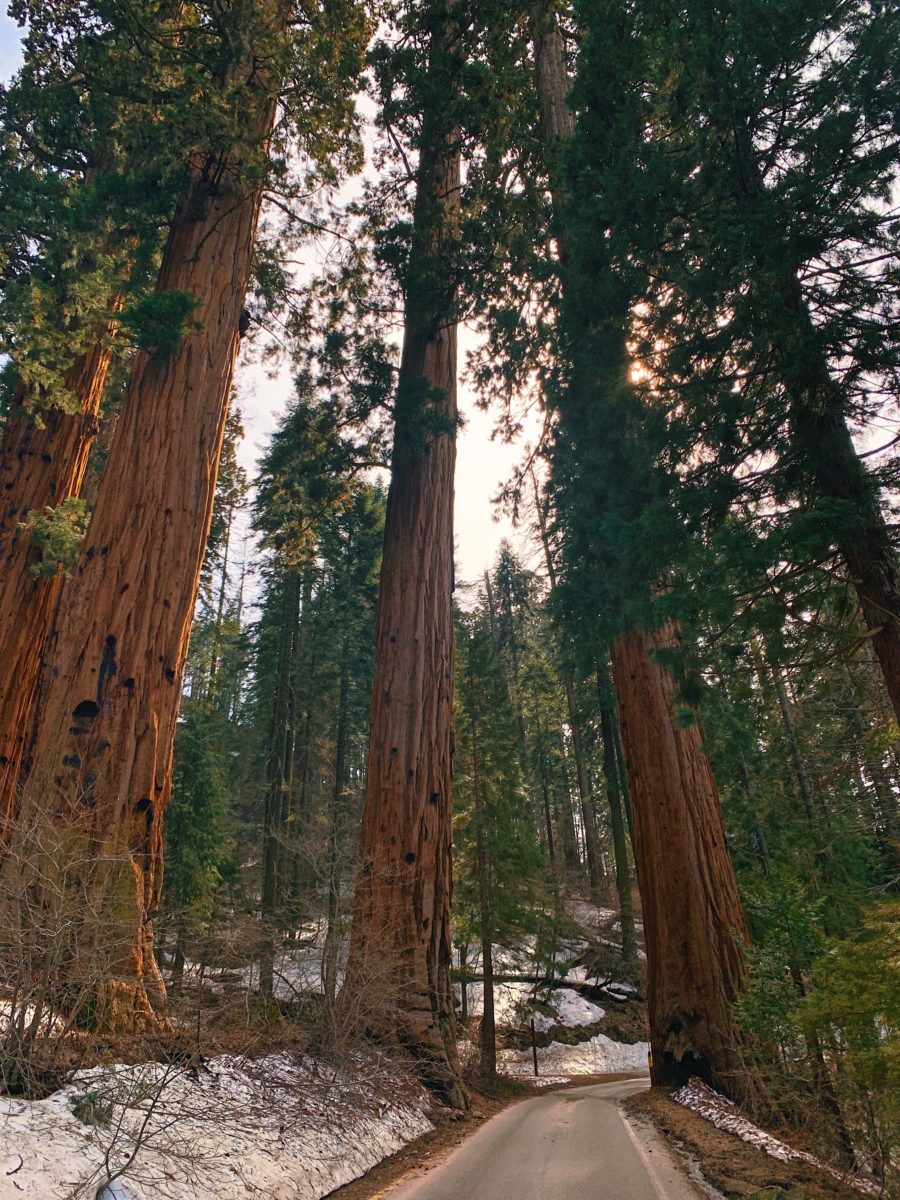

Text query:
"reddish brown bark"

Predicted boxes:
[[11, 84, 278, 1027], [345, 12, 465, 1109], [611, 627, 757, 1104], [0, 345, 114, 829]]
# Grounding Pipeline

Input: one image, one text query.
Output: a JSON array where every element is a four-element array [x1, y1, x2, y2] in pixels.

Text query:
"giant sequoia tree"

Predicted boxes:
[[525, 0, 761, 1101], [345, 0, 467, 1107], [593, 0, 900, 724], [0, 0, 186, 823], [6, 0, 367, 1028]]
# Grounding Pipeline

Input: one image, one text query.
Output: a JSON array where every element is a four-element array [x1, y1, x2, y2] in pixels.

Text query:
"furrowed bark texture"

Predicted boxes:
[[0, 345, 114, 829], [12, 94, 277, 1027], [611, 627, 752, 1101], [346, 11, 464, 1109]]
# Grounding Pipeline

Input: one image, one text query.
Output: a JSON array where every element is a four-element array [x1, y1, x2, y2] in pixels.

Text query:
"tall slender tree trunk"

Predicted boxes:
[[345, 6, 465, 1109], [207, 496, 234, 699], [467, 643, 496, 1078], [555, 728, 581, 873], [0, 343, 115, 831], [483, 569, 543, 835], [611, 628, 756, 1103], [261, 570, 299, 998], [9, 70, 281, 1028], [596, 661, 635, 963], [738, 753, 771, 875], [323, 632, 351, 1009], [562, 676, 603, 896], [289, 565, 316, 911], [458, 943, 469, 1024], [531, 470, 602, 894], [535, 723, 557, 871], [751, 639, 818, 824]]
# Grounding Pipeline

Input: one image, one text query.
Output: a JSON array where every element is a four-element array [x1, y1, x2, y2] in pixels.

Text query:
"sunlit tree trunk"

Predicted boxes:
[[11, 74, 280, 1027], [0, 343, 115, 831]]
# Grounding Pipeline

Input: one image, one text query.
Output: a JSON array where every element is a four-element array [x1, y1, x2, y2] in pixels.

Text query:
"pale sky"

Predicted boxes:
[[234, 326, 539, 591]]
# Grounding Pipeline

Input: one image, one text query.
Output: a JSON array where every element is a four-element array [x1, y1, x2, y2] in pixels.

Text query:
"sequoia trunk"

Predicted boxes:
[[10, 83, 278, 1027], [345, 7, 465, 1109], [611, 627, 755, 1103], [532, 0, 758, 1104], [0, 342, 115, 829]]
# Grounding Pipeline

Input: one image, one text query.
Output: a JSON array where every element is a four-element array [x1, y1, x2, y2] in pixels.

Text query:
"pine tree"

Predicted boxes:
[[523, 0, 763, 1103], [589, 0, 900, 723], [454, 599, 549, 1077], [161, 703, 232, 987]]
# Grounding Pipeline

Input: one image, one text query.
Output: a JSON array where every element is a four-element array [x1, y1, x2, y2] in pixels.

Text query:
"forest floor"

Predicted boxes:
[[629, 1088, 878, 1200]]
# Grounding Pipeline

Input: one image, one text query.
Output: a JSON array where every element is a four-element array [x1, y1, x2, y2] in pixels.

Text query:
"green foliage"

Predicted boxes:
[[70, 1089, 113, 1129], [21, 496, 88, 578], [119, 291, 200, 360], [734, 874, 826, 1050], [453, 593, 550, 954], [163, 705, 233, 933], [800, 901, 900, 1170]]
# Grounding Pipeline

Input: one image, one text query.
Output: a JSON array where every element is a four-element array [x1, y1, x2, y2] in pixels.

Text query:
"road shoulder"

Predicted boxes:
[[627, 1087, 874, 1200]]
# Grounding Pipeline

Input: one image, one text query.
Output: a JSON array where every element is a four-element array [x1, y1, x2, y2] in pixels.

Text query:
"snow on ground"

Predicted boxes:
[[462, 978, 534, 1025], [673, 1080, 879, 1197], [568, 901, 616, 929], [0, 1050, 433, 1200], [499, 1032, 649, 1078], [533, 989, 605, 1032]]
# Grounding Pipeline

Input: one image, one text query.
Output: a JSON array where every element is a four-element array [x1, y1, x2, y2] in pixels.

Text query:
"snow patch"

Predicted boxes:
[[0, 1050, 433, 1200], [499, 1032, 649, 1077], [673, 1079, 878, 1197], [533, 988, 605, 1032]]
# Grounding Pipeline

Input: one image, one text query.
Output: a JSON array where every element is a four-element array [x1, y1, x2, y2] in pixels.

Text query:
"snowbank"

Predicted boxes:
[[499, 1032, 649, 1077], [0, 1050, 433, 1200], [532, 988, 605, 1032], [673, 1080, 878, 1197]]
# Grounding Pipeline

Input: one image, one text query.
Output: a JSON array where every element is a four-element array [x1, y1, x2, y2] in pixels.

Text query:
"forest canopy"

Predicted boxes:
[[0, 0, 898, 1195]]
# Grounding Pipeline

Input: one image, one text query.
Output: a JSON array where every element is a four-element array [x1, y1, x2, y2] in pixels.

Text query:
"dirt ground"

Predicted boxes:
[[628, 1088, 876, 1200]]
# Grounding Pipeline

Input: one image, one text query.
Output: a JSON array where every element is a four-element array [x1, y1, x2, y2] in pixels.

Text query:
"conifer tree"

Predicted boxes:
[[525, 0, 762, 1103], [454, 600, 549, 1077], [6, 0, 368, 1028], [0, 0, 187, 825], [591, 0, 900, 723], [346, 0, 468, 1107]]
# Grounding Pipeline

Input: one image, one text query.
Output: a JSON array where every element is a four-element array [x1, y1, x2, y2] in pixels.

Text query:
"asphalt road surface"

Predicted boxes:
[[386, 1078, 701, 1200]]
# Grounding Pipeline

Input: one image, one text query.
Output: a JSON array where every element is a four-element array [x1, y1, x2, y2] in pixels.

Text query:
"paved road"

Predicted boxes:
[[386, 1079, 701, 1200]]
